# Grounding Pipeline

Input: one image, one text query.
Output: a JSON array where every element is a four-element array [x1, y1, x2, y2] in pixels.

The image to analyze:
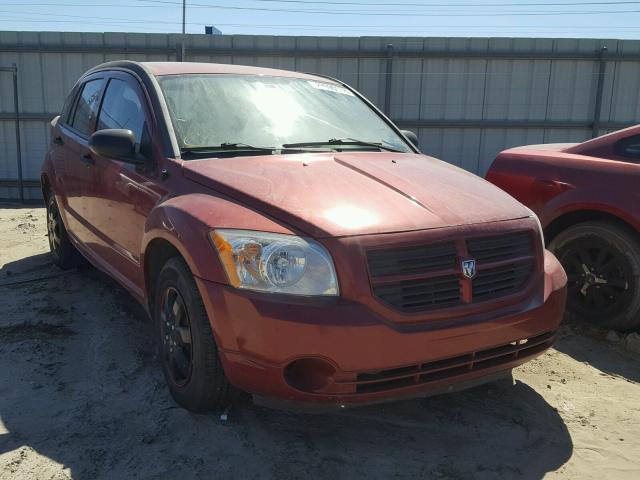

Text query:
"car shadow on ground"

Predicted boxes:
[[0, 252, 65, 284], [0, 253, 573, 479]]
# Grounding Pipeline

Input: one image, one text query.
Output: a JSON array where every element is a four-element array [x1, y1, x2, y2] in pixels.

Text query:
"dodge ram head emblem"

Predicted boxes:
[[461, 259, 477, 279]]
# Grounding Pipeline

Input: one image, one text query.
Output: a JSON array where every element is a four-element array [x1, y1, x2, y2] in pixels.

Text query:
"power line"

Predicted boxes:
[[2, 1, 639, 37], [0, 17, 178, 31], [227, 0, 640, 5], [6, 1, 640, 14], [129, 2, 640, 16], [2, 21, 637, 38], [4, 8, 640, 27], [7, 0, 640, 9], [137, 0, 640, 6], [215, 23, 640, 28], [2, 11, 640, 35], [7, 0, 640, 7], [0, 10, 187, 25], [2, 3, 171, 7], [5, 15, 640, 30]]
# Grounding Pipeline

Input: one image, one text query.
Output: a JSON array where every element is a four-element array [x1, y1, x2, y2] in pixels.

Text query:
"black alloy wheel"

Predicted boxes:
[[155, 257, 237, 412], [549, 221, 640, 330], [562, 238, 631, 315], [159, 286, 194, 388], [47, 198, 62, 255], [46, 193, 82, 269]]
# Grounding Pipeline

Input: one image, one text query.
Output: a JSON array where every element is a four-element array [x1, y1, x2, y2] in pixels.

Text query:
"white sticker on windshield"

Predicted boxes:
[[308, 80, 355, 96]]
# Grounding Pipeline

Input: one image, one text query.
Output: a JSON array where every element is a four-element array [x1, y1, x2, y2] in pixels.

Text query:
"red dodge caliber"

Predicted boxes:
[[42, 61, 567, 412]]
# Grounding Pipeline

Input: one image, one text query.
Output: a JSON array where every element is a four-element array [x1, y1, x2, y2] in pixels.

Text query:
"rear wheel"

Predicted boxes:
[[155, 257, 237, 412], [46, 193, 82, 269], [549, 221, 640, 330]]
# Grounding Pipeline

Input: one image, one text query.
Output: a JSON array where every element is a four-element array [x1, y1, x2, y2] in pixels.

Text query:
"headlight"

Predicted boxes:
[[210, 229, 339, 296]]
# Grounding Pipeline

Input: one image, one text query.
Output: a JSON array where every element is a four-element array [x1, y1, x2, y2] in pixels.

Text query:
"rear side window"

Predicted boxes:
[[96, 78, 146, 145], [614, 134, 640, 161], [70, 79, 103, 136]]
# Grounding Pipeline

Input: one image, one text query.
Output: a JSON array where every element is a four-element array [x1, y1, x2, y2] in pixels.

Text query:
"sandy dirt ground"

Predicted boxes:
[[1, 205, 639, 480]]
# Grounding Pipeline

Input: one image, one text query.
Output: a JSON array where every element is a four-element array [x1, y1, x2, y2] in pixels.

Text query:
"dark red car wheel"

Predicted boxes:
[[46, 193, 82, 269], [550, 221, 640, 331], [159, 286, 194, 388], [154, 257, 237, 412]]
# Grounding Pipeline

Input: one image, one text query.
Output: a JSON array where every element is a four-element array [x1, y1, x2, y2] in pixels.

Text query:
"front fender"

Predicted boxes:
[[141, 193, 297, 284]]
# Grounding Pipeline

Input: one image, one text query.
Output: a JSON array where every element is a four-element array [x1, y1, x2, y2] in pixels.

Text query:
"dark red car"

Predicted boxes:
[[42, 61, 566, 412], [487, 126, 640, 331]]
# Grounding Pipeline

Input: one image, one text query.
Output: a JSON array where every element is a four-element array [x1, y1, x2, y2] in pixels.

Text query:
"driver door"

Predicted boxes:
[[84, 72, 165, 296]]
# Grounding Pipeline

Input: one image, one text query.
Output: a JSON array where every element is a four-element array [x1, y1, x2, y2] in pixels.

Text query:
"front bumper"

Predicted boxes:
[[194, 250, 567, 407]]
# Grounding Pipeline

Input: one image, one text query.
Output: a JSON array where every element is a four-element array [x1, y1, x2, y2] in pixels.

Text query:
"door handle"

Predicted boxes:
[[81, 153, 95, 166], [53, 136, 64, 145]]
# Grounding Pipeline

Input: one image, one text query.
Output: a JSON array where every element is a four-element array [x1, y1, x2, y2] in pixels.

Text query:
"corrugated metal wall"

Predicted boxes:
[[1, 31, 639, 200]]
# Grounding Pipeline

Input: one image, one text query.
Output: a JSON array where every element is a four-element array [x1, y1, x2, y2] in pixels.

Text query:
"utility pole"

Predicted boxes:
[[181, 0, 186, 61]]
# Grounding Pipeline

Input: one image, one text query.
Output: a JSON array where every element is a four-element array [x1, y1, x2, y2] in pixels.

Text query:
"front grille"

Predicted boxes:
[[351, 331, 555, 394], [366, 230, 536, 313], [467, 231, 533, 263], [473, 262, 534, 302], [372, 275, 461, 313], [367, 242, 457, 277]]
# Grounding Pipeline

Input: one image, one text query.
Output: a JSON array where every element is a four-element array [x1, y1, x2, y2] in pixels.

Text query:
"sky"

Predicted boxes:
[[0, 0, 639, 39]]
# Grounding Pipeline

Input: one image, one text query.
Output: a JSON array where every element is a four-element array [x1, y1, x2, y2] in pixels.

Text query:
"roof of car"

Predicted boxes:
[[139, 61, 336, 83], [86, 60, 340, 85]]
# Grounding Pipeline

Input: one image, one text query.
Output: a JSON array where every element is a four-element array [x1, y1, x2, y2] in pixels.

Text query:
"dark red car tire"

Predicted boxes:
[[154, 257, 237, 412], [46, 193, 83, 270], [549, 221, 640, 331]]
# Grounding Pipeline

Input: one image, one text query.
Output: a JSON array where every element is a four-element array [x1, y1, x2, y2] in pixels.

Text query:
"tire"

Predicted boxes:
[[46, 193, 82, 269], [548, 221, 640, 331], [154, 257, 237, 412]]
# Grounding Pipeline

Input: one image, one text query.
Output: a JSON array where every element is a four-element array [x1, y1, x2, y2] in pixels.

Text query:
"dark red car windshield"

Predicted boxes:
[[158, 74, 412, 153]]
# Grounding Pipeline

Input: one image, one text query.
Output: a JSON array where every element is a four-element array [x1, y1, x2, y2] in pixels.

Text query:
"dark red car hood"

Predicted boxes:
[[182, 152, 530, 238]]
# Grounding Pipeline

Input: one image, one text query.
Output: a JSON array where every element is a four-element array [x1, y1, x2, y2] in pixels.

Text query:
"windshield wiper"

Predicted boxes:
[[282, 138, 405, 153], [181, 143, 276, 155], [181, 142, 335, 157]]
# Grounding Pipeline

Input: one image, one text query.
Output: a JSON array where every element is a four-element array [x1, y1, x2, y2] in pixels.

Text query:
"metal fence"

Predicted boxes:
[[2, 31, 640, 200]]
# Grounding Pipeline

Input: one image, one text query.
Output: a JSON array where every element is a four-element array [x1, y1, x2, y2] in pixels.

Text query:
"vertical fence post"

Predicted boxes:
[[1, 65, 23, 203], [384, 43, 394, 116], [591, 45, 608, 138], [13, 65, 23, 203]]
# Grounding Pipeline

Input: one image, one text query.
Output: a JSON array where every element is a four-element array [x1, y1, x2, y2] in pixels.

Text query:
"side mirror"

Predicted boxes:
[[89, 129, 144, 164], [400, 130, 419, 149]]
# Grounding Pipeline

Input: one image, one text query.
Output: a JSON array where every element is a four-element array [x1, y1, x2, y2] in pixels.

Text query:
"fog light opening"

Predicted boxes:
[[284, 358, 336, 393]]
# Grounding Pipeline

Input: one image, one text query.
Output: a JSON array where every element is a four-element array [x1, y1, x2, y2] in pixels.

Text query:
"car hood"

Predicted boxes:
[[182, 152, 530, 238]]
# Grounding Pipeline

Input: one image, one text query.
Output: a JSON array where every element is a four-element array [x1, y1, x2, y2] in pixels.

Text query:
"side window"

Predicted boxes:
[[60, 85, 80, 124], [614, 135, 640, 161], [70, 79, 103, 136], [96, 78, 147, 145]]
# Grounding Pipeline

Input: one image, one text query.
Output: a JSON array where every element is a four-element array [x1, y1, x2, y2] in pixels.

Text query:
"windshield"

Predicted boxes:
[[158, 74, 412, 153]]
